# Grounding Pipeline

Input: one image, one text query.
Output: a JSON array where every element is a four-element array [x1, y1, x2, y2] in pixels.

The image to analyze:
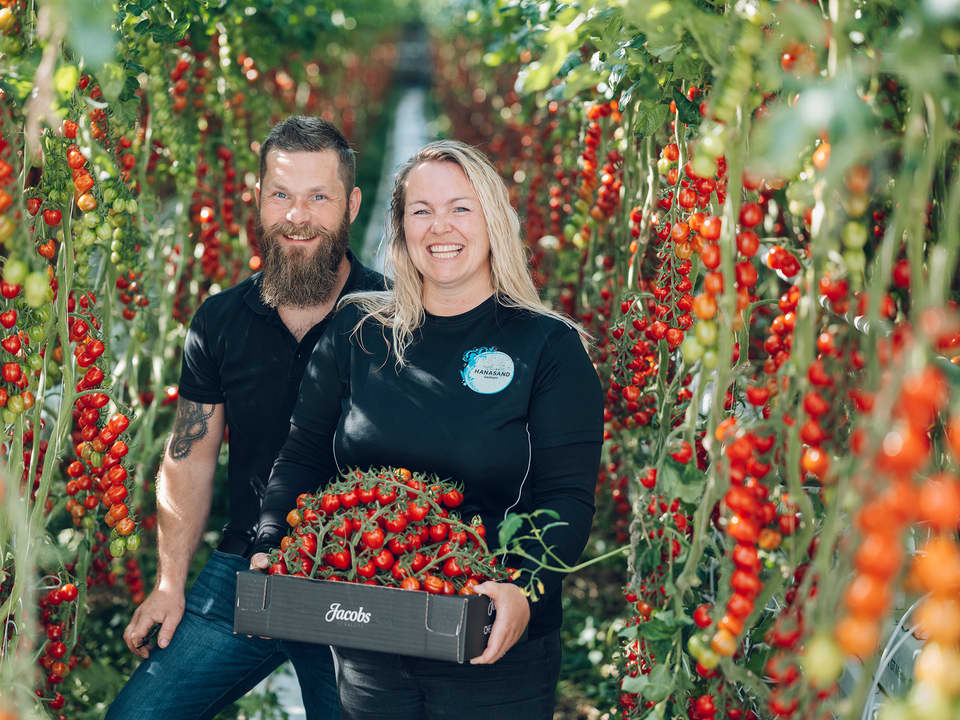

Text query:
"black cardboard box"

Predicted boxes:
[[234, 571, 495, 663]]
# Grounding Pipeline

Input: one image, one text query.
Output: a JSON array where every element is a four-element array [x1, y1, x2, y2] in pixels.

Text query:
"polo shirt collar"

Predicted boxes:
[[242, 249, 361, 316]]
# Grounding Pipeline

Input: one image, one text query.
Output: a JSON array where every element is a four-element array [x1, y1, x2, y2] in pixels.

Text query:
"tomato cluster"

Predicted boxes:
[[267, 467, 509, 595]]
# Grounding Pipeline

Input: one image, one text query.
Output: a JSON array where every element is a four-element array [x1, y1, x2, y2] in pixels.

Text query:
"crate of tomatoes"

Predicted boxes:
[[234, 467, 513, 663]]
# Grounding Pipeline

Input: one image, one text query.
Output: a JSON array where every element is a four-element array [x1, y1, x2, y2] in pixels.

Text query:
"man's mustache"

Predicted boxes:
[[263, 222, 327, 239]]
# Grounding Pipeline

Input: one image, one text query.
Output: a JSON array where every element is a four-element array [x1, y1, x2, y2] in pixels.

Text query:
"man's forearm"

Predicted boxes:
[[155, 459, 215, 591], [153, 398, 224, 591]]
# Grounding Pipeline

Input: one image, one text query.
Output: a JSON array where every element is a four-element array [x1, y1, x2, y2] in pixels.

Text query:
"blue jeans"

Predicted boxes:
[[106, 550, 339, 720], [334, 630, 561, 720]]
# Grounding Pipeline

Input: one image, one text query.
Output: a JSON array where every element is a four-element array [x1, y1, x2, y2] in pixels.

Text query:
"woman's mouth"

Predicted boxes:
[[429, 244, 463, 259]]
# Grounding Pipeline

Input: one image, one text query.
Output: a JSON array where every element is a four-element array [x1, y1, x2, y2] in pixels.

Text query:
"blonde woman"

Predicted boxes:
[[251, 141, 603, 719]]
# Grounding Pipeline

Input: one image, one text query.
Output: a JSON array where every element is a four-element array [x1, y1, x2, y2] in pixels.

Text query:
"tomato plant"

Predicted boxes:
[[431, 1, 960, 718], [0, 2, 413, 718]]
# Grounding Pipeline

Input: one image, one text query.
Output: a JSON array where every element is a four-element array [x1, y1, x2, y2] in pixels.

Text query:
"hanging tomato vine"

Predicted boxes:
[[430, 1, 960, 718]]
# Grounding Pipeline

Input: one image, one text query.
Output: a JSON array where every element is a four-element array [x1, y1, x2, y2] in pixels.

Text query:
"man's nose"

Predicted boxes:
[[285, 199, 310, 224]]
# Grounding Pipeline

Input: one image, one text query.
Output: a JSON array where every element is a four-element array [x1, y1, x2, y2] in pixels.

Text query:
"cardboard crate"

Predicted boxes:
[[234, 571, 495, 663]]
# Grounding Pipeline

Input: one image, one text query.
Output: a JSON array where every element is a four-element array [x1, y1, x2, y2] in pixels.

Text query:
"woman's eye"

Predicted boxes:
[[454, 206, 470, 213], [412, 209, 429, 215]]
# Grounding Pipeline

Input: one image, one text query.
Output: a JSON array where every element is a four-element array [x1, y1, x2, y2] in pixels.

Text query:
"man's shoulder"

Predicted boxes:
[[193, 275, 260, 318]]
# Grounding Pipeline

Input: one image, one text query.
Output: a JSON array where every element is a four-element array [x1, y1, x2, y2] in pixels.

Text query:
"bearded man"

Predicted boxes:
[[106, 117, 384, 720]]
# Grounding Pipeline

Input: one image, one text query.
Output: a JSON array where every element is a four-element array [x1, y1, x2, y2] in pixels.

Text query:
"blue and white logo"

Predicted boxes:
[[461, 347, 514, 394]]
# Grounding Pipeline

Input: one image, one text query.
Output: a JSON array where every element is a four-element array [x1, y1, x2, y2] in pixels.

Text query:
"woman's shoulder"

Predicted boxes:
[[498, 302, 581, 342]]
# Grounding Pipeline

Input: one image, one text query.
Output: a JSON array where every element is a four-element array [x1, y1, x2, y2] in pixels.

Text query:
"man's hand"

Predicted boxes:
[[249, 552, 270, 573], [469, 581, 531, 665], [122, 586, 185, 659]]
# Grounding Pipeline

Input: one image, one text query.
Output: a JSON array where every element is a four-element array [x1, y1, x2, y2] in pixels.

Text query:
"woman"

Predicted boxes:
[[250, 140, 603, 719]]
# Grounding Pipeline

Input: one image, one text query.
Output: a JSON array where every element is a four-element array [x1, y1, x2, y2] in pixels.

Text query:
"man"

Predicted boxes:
[[106, 116, 384, 720]]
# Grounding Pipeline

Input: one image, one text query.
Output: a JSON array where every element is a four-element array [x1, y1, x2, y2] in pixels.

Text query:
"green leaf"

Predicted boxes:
[[498, 514, 524, 548], [643, 664, 674, 702], [608, 63, 629, 90], [647, 42, 681, 61], [672, 87, 701, 126], [562, 65, 605, 99], [634, 103, 669, 137], [620, 673, 649, 694]]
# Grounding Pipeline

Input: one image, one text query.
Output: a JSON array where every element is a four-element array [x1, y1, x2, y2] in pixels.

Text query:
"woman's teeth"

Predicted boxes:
[[430, 244, 463, 258]]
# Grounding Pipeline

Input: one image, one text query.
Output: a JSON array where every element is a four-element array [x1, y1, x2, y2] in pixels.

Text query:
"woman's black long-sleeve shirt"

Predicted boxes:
[[253, 295, 604, 639]]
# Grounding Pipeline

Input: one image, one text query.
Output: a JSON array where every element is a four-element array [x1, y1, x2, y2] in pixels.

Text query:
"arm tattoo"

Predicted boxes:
[[169, 400, 216, 460]]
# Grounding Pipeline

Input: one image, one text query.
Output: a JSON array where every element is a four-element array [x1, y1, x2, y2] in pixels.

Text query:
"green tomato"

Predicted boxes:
[[46, 360, 62, 380], [687, 633, 706, 659], [24, 273, 51, 308], [83, 212, 101, 228], [109, 538, 126, 558], [125, 534, 141, 552], [681, 336, 704, 364], [907, 682, 952, 720], [81, 515, 95, 530], [697, 646, 720, 670], [7, 395, 24, 415], [110, 252, 122, 265], [843, 221, 867, 249], [2, 409, 15, 425], [700, 132, 725, 159], [27, 353, 43, 371], [2, 259, 27, 285], [28, 326, 43, 343], [801, 633, 844, 688], [694, 321, 718, 347], [80, 229, 96, 247], [691, 153, 717, 179], [88, 451, 103, 468], [842, 193, 869, 218], [702, 349, 719, 370], [657, 157, 672, 176], [126, 198, 138, 214], [102, 187, 117, 204], [843, 249, 866, 274], [96, 224, 113, 242]]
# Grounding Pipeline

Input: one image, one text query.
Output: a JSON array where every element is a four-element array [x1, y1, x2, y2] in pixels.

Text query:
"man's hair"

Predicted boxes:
[[259, 116, 356, 192]]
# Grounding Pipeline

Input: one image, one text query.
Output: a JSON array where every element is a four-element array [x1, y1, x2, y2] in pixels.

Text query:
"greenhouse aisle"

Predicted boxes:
[[248, 82, 432, 720], [361, 86, 433, 273]]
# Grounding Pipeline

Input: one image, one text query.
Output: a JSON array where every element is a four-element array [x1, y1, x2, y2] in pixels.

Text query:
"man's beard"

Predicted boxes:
[[256, 210, 351, 308]]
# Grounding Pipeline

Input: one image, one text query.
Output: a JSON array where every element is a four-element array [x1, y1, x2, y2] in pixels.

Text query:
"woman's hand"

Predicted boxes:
[[469, 581, 530, 665], [249, 552, 270, 573]]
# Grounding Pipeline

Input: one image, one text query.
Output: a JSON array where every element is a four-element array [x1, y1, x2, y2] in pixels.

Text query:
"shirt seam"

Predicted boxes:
[[500, 423, 532, 562]]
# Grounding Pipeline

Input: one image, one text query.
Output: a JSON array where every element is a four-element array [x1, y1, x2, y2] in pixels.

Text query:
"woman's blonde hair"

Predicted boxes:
[[343, 140, 586, 365]]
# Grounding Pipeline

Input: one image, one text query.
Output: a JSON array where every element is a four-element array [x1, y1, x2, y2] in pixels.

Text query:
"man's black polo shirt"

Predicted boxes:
[[177, 251, 385, 557]]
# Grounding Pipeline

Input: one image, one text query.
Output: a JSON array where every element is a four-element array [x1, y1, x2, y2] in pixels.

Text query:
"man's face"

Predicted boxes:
[[255, 149, 361, 307]]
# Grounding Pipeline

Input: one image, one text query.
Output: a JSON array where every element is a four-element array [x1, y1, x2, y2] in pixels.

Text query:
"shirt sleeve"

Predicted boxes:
[[251, 313, 351, 556], [515, 325, 603, 622], [527, 326, 604, 449], [177, 302, 226, 404]]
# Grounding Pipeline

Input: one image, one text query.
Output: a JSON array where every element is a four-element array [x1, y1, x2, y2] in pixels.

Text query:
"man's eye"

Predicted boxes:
[[313, 194, 326, 201], [274, 191, 287, 199]]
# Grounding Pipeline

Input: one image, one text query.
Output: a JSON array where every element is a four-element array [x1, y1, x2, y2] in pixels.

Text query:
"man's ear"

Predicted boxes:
[[348, 186, 362, 223]]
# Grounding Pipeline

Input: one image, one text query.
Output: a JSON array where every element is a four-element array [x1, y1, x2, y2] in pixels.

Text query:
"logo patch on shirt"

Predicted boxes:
[[461, 347, 514, 394]]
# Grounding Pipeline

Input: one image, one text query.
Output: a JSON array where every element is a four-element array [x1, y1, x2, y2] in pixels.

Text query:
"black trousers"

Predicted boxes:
[[334, 630, 562, 720]]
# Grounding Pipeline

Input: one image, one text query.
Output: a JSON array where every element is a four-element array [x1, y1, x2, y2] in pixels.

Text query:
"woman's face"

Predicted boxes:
[[402, 160, 493, 310]]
